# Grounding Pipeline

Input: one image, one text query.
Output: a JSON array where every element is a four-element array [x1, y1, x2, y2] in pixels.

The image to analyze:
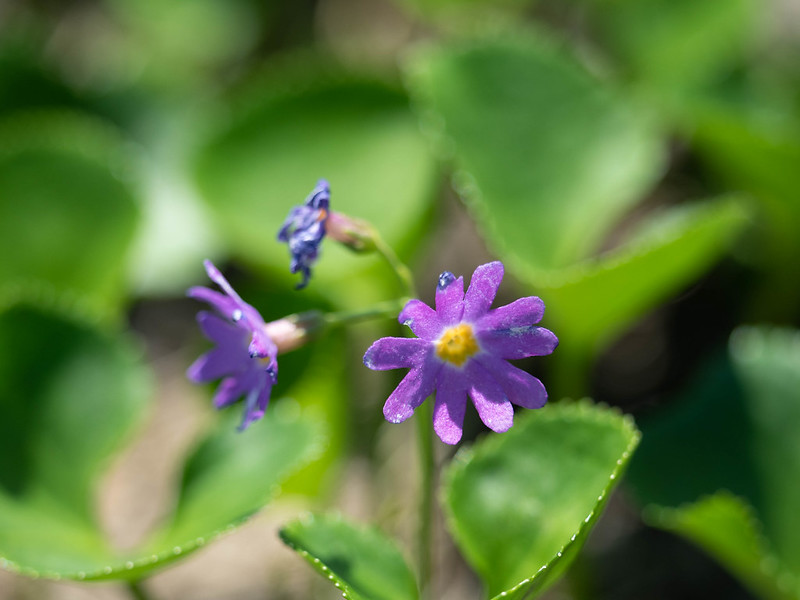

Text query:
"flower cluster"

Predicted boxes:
[[364, 262, 557, 444], [190, 182, 557, 441]]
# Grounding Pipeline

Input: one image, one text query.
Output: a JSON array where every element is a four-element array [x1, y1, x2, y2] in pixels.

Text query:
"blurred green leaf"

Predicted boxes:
[[0, 298, 325, 581], [646, 492, 797, 600], [443, 401, 640, 599], [193, 64, 438, 292], [0, 302, 150, 578], [405, 32, 664, 275], [146, 402, 324, 560], [106, 0, 267, 84], [280, 514, 419, 600], [592, 0, 756, 101], [542, 196, 749, 352], [0, 111, 141, 316], [629, 326, 800, 598]]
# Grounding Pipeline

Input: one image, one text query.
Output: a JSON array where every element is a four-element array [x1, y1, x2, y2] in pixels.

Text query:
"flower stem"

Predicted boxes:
[[322, 298, 409, 329], [416, 399, 435, 600], [126, 581, 152, 600], [373, 234, 417, 298]]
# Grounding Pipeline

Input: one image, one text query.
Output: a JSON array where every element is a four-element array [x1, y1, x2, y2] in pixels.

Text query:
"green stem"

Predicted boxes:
[[416, 400, 435, 600], [126, 581, 152, 600], [322, 298, 409, 329], [373, 234, 417, 298]]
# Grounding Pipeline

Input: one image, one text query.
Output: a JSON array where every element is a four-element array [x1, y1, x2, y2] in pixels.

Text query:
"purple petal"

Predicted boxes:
[[188, 287, 238, 318], [248, 329, 278, 360], [197, 312, 246, 349], [466, 361, 514, 433], [398, 299, 443, 341], [477, 296, 545, 331], [238, 377, 273, 431], [463, 261, 504, 322], [212, 369, 261, 408], [433, 366, 468, 445], [435, 271, 465, 326], [382, 356, 442, 424], [477, 354, 548, 409], [187, 345, 249, 382], [478, 325, 558, 360], [363, 337, 432, 371], [277, 206, 305, 241], [202, 260, 265, 327]]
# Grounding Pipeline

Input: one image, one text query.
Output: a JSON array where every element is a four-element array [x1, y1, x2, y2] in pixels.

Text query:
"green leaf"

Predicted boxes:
[[646, 493, 797, 600], [628, 326, 800, 598], [156, 403, 324, 550], [280, 514, 419, 600], [542, 196, 749, 352], [443, 401, 640, 599], [0, 111, 141, 316], [405, 32, 664, 275], [0, 298, 325, 582], [592, 0, 756, 99], [193, 63, 437, 289], [0, 302, 150, 578]]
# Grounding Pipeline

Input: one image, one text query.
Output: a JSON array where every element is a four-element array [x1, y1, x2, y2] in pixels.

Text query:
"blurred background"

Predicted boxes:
[[1, 0, 799, 598]]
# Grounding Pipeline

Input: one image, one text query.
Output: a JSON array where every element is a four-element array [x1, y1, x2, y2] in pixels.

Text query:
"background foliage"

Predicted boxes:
[[1, 0, 799, 598]]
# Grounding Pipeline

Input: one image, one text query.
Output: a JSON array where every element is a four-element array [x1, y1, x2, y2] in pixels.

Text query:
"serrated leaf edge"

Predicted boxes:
[[279, 512, 418, 600], [442, 399, 641, 600], [644, 492, 800, 599], [0, 408, 328, 582]]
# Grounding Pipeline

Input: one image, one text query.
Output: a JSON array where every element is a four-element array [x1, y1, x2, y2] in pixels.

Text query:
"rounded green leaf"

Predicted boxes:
[[0, 301, 151, 578], [592, 0, 756, 98], [542, 196, 750, 352], [159, 403, 325, 548], [193, 64, 437, 287], [280, 514, 419, 600], [646, 492, 797, 600], [629, 326, 800, 598], [0, 111, 141, 315], [405, 32, 664, 275], [443, 401, 640, 599]]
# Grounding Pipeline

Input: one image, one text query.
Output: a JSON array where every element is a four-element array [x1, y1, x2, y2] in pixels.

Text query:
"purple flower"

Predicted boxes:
[[278, 179, 330, 289], [363, 261, 558, 444], [187, 260, 278, 431]]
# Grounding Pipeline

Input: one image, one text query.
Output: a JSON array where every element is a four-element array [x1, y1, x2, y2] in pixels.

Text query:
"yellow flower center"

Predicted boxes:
[[435, 323, 480, 367]]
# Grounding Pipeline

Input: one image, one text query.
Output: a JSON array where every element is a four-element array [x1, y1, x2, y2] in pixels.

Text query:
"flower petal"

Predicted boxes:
[[187, 344, 250, 382], [202, 260, 266, 326], [433, 366, 468, 445], [435, 271, 465, 325], [197, 312, 246, 349], [187, 287, 238, 319], [466, 360, 514, 433], [477, 354, 547, 409], [477, 296, 545, 331], [212, 369, 260, 408], [398, 299, 443, 340], [364, 337, 432, 371], [382, 356, 441, 424], [463, 261, 504, 321], [239, 377, 273, 431], [478, 325, 559, 359]]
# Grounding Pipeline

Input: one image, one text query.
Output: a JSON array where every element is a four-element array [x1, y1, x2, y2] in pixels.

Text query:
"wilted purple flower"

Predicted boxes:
[[187, 260, 278, 430], [278, 179, 330, 289], [363, 261, 558, 444]]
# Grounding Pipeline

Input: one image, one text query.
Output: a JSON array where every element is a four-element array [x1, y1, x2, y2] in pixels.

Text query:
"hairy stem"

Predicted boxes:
[[416, 400, 435, 600], [373, 235, 417, 298]]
